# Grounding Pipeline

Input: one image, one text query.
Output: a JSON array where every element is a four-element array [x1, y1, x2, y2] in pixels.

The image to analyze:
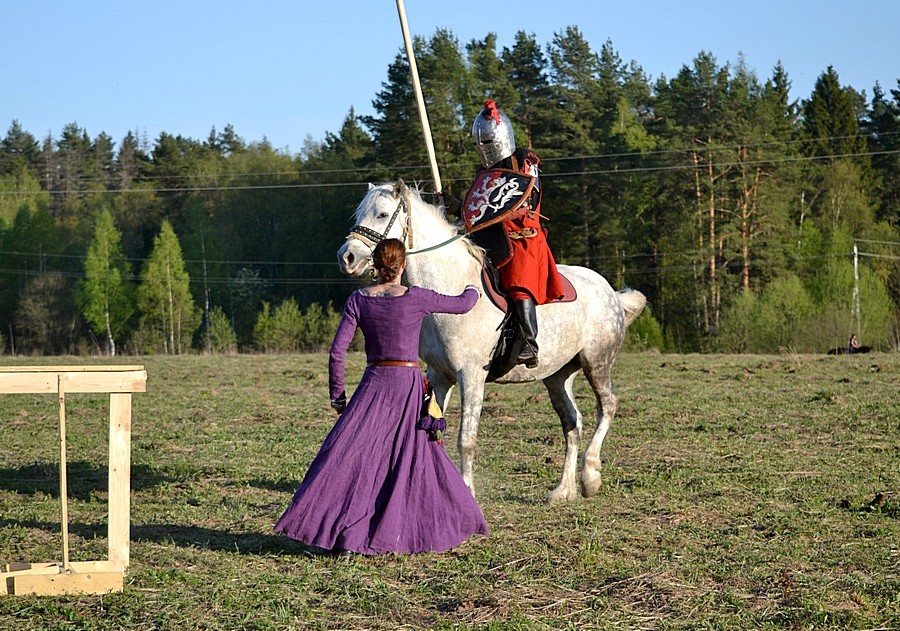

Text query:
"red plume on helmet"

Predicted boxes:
[[482, 99, 501, 125], [472, 99, 515, 167]]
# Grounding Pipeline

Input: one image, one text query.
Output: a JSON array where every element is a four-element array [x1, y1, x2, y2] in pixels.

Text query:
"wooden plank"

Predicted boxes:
[[0, 370, 146, 394], [58, 376, 71, 571], [1, 561, 116, 576], [10, 571, 123, 596], [2, 562, 60, 575], [69, 560, 117, 573], [0, 563, 59, 574], [108, 393, 132, 571]]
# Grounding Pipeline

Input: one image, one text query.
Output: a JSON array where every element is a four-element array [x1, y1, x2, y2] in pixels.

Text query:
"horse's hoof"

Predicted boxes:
[[545, 487, 577, 504], [581, 470, 602, 498]]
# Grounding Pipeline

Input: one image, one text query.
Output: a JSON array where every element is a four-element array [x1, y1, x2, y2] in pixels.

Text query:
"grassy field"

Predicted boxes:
[[0, 352, 897, 630]]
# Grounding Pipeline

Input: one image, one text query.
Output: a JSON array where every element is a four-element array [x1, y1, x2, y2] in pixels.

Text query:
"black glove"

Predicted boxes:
[[439, 190, 461, 215], [330, 392, 346, 414]]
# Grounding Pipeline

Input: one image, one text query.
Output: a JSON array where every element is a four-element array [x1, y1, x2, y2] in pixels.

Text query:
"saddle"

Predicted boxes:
[[478, 257, 577, 382]]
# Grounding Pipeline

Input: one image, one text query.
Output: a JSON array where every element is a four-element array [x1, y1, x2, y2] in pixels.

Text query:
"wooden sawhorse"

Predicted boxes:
[[0, 366, 146, 596]]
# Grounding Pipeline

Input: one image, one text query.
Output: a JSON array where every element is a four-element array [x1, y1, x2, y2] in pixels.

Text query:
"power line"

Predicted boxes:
[[4, 131, 898, 194], [0, 248, 879, 285], [4, 146, 897, 196], [858, 252, 900, 260], [0, 266, 359, 286], [0, 249, 338, 267], [855, 238, 900, 247], [548, 149, 900, 179], [20, 130, 900, 184]]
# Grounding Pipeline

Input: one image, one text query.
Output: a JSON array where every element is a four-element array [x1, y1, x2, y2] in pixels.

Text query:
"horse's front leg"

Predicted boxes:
[[456, 370, 487, 498]]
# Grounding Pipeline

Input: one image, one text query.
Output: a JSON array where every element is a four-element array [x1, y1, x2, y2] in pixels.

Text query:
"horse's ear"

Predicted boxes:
[[393, 178, 407, 198], [368, 182, 376, 191]]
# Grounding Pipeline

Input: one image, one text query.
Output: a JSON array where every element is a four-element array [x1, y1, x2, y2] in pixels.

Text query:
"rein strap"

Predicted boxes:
[[348, 188, 468, 257]]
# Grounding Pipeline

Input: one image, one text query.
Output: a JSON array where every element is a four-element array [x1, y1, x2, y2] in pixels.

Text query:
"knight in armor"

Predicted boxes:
[[442, 100, 565, 368]]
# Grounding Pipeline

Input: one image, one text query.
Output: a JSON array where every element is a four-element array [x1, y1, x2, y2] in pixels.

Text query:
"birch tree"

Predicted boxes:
[[79, 208, 133, 355], [137, 220, 199, 354]]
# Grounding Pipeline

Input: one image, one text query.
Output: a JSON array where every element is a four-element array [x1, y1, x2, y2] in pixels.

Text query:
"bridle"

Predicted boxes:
[[345, 187, 467, 262], [346, 193, 410, 250]]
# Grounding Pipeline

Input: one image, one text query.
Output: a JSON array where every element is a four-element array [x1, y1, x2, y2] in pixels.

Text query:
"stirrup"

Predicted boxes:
[[516, 349, 539, 369]]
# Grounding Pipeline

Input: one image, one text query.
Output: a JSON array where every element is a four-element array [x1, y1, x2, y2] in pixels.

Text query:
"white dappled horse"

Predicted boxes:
[[337, 180, 646, 503]]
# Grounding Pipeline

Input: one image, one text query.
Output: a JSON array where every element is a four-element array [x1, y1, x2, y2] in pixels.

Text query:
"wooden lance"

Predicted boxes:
[[395, 0, 443, 193]]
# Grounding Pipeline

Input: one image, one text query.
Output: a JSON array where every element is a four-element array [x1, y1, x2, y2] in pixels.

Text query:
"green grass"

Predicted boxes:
[[0, 352, 897, 629]]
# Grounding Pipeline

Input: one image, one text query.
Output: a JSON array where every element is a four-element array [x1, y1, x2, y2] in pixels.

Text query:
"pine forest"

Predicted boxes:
[[1, 28, 898, 356]]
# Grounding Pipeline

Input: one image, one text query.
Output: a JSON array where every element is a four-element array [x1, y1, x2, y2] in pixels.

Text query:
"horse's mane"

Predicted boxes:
[[363, 182, 485, 266]]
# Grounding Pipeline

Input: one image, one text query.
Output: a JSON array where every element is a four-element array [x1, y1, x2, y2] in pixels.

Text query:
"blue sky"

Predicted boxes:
[[2, 1, 897, 156]]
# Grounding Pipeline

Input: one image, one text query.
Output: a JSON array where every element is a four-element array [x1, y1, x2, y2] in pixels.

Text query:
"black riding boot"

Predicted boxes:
[[514, 299, 539, 369]]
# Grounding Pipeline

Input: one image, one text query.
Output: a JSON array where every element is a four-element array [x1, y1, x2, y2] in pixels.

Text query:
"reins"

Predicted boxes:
[[347, 188, 469, 257], [406, 232, 466, 255]]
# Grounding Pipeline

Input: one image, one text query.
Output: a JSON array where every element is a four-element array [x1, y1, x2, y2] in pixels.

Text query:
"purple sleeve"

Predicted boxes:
[[420, 286, 479, 315], [328, 294, 359, 400]]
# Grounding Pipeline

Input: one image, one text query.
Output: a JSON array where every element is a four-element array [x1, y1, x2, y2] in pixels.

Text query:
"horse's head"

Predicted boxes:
[[337, 179, 413, 276]]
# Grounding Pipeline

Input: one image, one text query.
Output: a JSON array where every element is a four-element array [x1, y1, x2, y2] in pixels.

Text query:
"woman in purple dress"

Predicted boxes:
[[275, 238, 489, 555]]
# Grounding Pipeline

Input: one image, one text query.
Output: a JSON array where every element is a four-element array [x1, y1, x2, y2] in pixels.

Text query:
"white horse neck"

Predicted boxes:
[[403, 194, 482, 293]]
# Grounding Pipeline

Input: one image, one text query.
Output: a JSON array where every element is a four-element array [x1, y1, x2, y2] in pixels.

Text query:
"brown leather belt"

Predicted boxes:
[[368, 360, 419, 367]]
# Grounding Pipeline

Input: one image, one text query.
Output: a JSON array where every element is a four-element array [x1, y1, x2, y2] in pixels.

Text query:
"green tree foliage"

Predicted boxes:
[[802, 67, 868, 162], [0, 164, 46, 228], [749, 273, 815, 352], [716, 291, 758, 353], [808, 260, 894, 349], [364, 50, 422, 176], [253, 302, 276, 353], [136, 220, 199, 354], [865, 81, 900, 223], [270, 298, 304, 353], [0, 27, 897, 355], [14, 272, 76, 355], [78, 208, 133, 355], [623, 307, 664, 352], [0, 120, 40, 175], [0, 200, 63, 350], [253, 299, 341, 353], [813, 159, 875, 234], [208, 306, 238, 354], [501, 31, 552, 150], [301, 301, 342, 352]]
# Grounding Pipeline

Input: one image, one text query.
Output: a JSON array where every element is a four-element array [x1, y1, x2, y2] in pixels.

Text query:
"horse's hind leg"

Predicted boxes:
[[580, 358, 618, 498], [426, 367, 456, 418], [542, 359, 584, 504]]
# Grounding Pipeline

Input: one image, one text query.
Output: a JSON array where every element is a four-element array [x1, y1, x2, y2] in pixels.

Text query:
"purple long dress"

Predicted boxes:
[[275, 285, 489, 555]]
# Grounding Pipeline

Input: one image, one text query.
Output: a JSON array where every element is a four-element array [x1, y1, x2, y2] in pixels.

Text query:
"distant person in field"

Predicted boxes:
[[275, 238, 488, 555], [849, 334, 860, 354]]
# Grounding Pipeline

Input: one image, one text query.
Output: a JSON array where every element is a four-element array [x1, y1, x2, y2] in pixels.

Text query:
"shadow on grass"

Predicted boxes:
[[0, 461, 170, 500], [133, 523, 313, 555], [0, 518, 313, 557], [246, 476, 302, 494]]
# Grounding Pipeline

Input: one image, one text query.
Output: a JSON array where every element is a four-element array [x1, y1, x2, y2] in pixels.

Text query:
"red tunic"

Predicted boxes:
[[492, 149, 565, 304]]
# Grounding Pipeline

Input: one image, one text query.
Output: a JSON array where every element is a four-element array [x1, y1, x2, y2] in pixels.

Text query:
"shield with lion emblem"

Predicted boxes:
[[462, 169, 536, 233]]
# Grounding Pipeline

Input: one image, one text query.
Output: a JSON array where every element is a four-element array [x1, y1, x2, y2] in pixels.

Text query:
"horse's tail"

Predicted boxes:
[[616, 288, 647, 326]]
